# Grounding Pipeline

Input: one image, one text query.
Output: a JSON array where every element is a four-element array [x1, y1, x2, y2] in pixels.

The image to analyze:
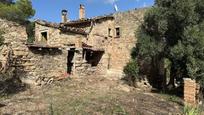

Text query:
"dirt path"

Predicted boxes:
[[0, 75, 183, 115]]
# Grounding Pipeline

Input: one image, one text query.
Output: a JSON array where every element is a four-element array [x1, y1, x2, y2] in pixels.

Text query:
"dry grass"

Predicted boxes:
[[0, 75, 183, 115]]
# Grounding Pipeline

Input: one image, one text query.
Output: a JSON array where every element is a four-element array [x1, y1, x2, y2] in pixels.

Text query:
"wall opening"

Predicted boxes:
[[67, 48, 75, 74], [108, 28, 112, 37], [84, 50, 104, 67], [41, 32, 48, 42], [115, 27, 120, 38]]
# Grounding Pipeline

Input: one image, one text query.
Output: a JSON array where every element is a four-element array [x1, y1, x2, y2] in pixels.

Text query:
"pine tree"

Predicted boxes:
[[0, 0, 35, 23], [0, 0, 13, 4], [135, 0, 204, 89]]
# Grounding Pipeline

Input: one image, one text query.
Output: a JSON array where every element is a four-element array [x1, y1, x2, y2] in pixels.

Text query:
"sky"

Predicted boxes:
[[32, 0, 154, 22]]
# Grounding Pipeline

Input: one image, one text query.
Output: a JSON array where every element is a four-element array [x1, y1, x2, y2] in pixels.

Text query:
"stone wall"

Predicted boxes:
[[108, 8, 146, 72], [184, 78, 200, 106], [86, 19, 115, 75], [0, 19, 69, 84], [0, 19, 30, 78], [26, 48, 67, 81], [35, 23, 85, 47], [80, 8, 147, 76]]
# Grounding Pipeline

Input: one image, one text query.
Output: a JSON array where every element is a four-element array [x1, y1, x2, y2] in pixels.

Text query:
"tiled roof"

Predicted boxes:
[[61, 15, 114, 26], [59, 26, 88, 35]]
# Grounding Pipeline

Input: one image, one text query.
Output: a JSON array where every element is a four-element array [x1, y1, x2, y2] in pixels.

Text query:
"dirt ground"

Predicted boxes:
[[0, 75, 183, 115]]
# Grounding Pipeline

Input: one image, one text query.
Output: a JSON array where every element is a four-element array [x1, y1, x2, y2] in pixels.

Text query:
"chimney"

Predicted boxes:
[[79, 4, 85, 20], [61, 9, 68, 23]]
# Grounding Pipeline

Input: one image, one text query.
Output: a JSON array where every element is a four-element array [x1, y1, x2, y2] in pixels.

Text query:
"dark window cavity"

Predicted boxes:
[[108, 28, 112, 37], [115, 27, 120, 37], [41, 32, 48, 41]]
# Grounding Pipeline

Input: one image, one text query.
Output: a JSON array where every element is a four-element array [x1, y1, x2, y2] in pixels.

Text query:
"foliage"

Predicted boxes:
[[123, 59, 139, 79], [184, 105, 200, 115], [123, 59, 139, 87], [134, 0, 204, 89], [0, 0, 35, 23], [0, 0, 13, 4], [26, 22, 35, 43]]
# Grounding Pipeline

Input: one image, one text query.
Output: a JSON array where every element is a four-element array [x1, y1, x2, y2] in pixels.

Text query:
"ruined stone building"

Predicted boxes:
[[0, 5, 146, 84]]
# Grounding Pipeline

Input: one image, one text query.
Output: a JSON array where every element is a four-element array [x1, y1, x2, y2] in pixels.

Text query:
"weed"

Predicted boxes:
[[184, 105, 200, 115], [113, 105, 128, 115]]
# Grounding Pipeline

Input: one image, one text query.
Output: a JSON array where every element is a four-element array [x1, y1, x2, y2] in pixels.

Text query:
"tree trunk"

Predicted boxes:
[[167, 65, 176, 90], [162, 68, 167, 91], [150, 56, 165, 89]]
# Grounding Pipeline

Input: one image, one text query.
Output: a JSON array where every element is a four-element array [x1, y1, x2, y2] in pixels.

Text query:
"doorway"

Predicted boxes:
[[67, 49, 75, 74]]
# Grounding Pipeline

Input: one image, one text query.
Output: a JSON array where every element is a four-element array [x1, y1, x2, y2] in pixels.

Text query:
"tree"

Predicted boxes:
[[0, 0, 13, 4], [0, 0, 35, 23], [15, 0, 35, 21], [135, 0, 204, 90]]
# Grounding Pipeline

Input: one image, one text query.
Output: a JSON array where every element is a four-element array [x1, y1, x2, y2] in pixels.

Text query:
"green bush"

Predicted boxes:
[[123, 59, 139, 87], [184, 105, 200, 115]]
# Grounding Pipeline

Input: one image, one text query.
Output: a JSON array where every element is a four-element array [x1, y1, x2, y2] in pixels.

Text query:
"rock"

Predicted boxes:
[[117, 85, 131, 92]]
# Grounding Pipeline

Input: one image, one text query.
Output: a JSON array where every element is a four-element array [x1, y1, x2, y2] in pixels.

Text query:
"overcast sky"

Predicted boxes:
[[32, 0, 154, 22]]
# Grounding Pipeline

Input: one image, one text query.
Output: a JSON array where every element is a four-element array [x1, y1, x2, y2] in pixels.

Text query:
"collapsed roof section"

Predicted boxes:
[[35, 20, 88, 35], [35, 14, 114, 35]]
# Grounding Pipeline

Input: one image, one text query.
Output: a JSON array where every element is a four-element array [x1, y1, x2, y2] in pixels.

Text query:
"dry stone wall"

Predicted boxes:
[[35, 23, 90, 78], [86, 19, 115, 75], [0, 19, 69, 84], [35, 23, 85, 47], [0, 19, 30, 78], [108, 9, 146, 72]]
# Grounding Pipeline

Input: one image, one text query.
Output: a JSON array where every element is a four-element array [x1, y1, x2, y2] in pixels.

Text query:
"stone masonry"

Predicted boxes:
[[0, 19, 29, 78], [0, 19, 69, 84], [184, 78, 200, 106], [32, 7, 146, 80], [0, 7, 147, 84]]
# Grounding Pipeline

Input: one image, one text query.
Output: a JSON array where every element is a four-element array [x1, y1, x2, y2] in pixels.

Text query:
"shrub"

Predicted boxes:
[[123, 59, 139, 87], [184, 105, 200, 115]]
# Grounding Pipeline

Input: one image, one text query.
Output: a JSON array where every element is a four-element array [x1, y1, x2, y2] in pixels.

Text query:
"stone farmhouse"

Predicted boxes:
[[0, 5, 146, 84], [31, 5, 145, 78]]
